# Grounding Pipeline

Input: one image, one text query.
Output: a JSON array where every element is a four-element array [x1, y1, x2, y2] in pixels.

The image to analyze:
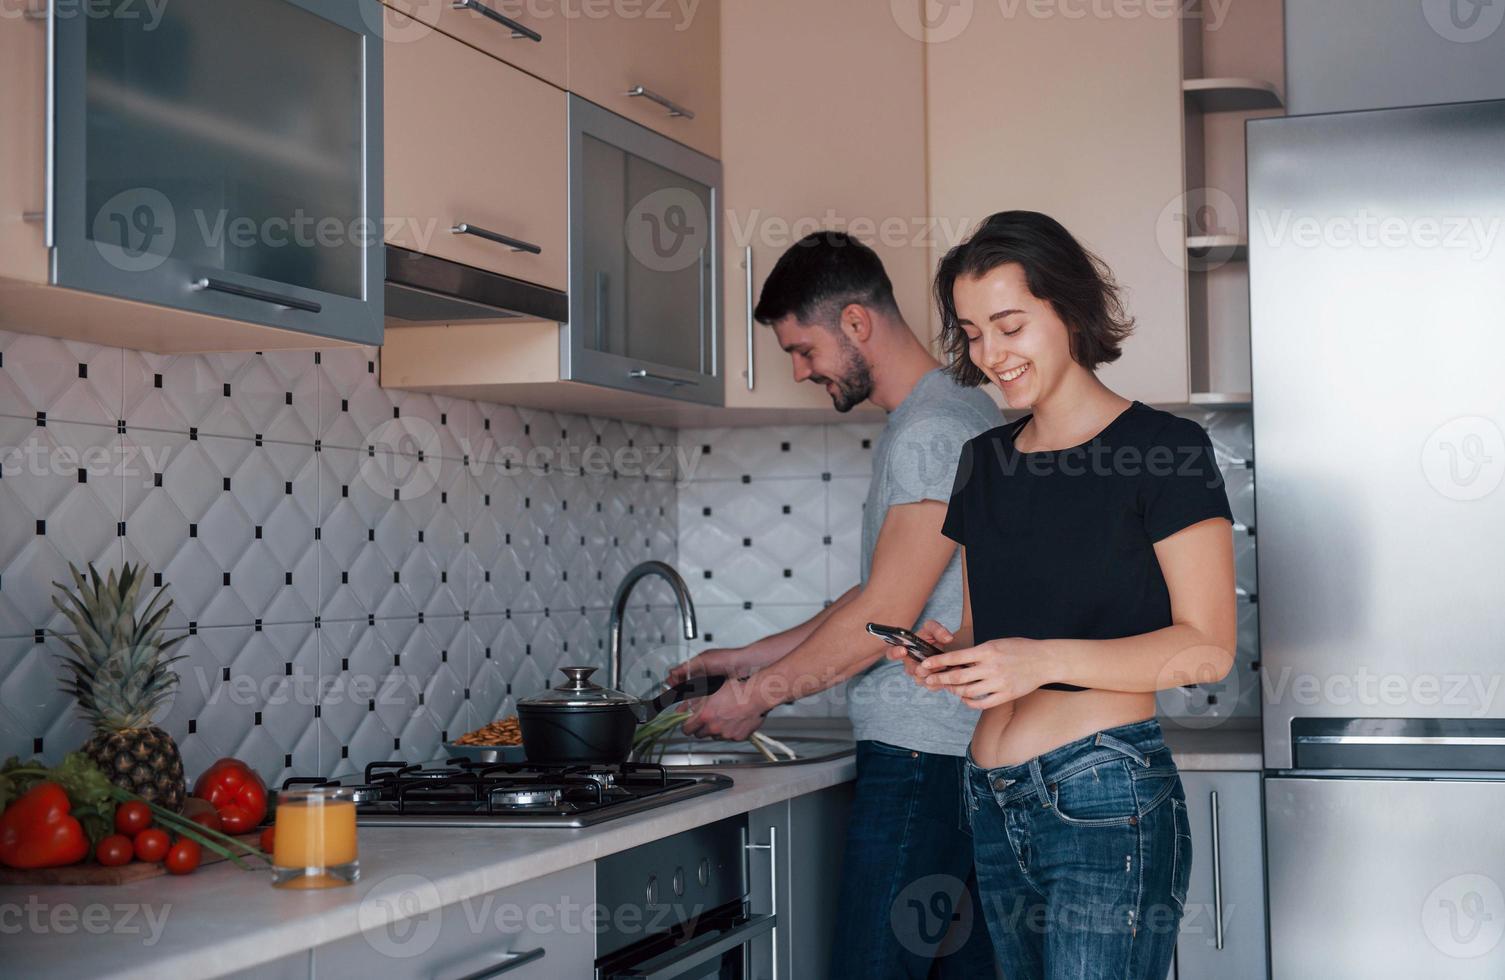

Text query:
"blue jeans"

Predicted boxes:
[[829, 740, 998, 979], [963, 719, 1190, 980]]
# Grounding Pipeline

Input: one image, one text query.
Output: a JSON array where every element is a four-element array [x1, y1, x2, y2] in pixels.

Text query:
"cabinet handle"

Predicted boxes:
[[746, 826, 779, 980], [439, 945, 545, 980], [743, 245, 755, 390], [625, 85, 695, 120], [595, 271, 609, 350], [192, 277, 322, 314], [1209, 789, 1224, 951], [451, 0, 542, 42], [628, 369, 698, 388], [452, 223, 543, 255], [43, 0, 55, 247]]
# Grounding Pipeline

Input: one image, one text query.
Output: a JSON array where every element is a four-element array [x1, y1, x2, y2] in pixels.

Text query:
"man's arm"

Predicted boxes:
[[680, 500, 958, 736], [666, 586, 860, 686]]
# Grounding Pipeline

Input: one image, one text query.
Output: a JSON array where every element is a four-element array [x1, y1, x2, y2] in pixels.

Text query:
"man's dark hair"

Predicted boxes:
[[934, 210, 1135, 387], [754, 231, 900, 328]]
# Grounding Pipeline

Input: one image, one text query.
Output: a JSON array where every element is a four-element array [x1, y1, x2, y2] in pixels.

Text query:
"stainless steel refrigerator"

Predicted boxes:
[[1250, 99, 1505, 978]]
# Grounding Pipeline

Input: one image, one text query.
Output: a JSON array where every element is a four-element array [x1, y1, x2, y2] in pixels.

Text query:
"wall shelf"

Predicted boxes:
[[1183, 77, 1284, 113]]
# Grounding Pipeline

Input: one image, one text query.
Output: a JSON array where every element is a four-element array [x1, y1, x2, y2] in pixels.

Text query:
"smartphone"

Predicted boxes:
[[866, 623, 944, 664]]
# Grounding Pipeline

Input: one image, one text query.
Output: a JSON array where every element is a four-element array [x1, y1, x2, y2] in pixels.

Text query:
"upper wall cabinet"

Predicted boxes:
[[720, 0, 929, 416], [566, 0, 721, 157], [384, 19, 568, 291], [0, 0, 386, 353], [925, 3, 1190, 405], [380, 0, 566, 88]]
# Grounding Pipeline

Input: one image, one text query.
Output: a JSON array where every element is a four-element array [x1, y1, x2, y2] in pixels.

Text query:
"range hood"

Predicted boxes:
[[383, 245, 569, 324]]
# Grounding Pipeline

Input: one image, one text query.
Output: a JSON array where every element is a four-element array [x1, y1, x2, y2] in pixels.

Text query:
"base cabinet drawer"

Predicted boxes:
[[312, 864, 594, 980], [1173, 771, 1267, 980]]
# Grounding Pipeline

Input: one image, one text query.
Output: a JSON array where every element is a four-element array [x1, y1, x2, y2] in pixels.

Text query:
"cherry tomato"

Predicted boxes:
[[218, 805, 256, 835], [95, 834, 134, 867], [190, 809, 223, 833], [258, 826, 275, 854], [114, 801, 152, 838], [133, 827, 170, 863], [164, 837, 202, 876]]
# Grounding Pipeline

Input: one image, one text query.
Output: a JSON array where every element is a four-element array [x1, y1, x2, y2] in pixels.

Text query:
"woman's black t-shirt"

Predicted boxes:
[[942, 401, 1233, 690]]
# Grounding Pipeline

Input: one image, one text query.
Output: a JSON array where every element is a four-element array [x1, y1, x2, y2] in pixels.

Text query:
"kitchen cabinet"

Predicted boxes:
[[385, 19, 568, 292], [1172, 772, 1267, 980], [565, 0, 720, 157], [925, 2, 1191, 404], [382, 0, 566, 88], [746, 782, 854, 979], [311, 863, 595, 980], [719, 0, 931, 417], [0, 0, 385, 353]]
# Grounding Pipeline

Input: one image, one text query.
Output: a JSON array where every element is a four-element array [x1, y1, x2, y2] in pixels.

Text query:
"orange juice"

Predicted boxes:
[[271, 788, 359, 888]]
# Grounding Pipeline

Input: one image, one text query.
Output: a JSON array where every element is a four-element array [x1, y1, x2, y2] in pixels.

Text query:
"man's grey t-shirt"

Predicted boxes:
[[847, 368, 1002, 757]]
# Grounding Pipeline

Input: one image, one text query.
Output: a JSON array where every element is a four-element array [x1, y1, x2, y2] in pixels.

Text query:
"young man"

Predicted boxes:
[[669, 232, 1002, 978]]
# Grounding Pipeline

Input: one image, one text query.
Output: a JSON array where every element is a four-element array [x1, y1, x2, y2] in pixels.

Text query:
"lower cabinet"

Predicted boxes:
[[1172, 771, 1268, 980], [747, 783, 855, 980], [309, 863, 594, 980]]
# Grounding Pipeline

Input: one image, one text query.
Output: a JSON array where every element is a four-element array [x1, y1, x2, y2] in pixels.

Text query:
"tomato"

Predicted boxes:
[[189, 809, 223, 833], [95, 834, 134, 867], [192, 759, 268, 829], [133, 827, 170, 863], [114, 801, 152, 838], [219, 805, 258, 835], [258, 826, 275, 854], [164, 837, 202, 876]]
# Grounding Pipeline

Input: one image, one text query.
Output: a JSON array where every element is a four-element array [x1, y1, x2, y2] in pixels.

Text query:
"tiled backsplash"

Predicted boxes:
[[0, 322, 1261, 789], [0, 328, 682, 785], [676, 408, 1262, 729]]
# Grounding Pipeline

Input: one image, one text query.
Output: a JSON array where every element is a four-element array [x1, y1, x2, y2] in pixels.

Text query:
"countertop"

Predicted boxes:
[[4, 755, 857, 980], [4, 720, 1260, 978]]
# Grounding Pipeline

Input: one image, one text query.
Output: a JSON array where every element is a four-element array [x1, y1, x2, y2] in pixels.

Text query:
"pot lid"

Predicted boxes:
[[518, 666, 638, 708]]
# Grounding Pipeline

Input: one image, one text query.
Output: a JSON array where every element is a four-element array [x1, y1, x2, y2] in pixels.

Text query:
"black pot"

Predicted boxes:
[[517, 666, 724, 765]]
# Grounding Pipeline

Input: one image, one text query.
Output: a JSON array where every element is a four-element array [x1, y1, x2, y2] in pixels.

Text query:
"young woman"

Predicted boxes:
[[892, 211, 1236, 979]]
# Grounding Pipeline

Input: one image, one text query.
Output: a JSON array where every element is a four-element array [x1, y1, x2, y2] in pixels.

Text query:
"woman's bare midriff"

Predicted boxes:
[[969, 689, 1158, 769]]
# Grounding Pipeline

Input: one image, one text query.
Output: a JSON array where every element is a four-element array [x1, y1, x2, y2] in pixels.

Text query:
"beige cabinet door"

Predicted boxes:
[[720, 0, 930, 411], [566, 0, 720, 157], [381, 0, 566, 88], [925, 3, 1190, 405], [385, 21, 568, 290], [0, 5, 47, 284]]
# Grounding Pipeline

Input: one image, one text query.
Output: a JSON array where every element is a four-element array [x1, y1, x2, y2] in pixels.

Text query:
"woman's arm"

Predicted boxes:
[[912, 519, 1236, 709]]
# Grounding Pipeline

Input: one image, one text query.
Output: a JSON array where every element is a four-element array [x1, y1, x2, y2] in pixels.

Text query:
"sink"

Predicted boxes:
[[634, 736, 855, 768]]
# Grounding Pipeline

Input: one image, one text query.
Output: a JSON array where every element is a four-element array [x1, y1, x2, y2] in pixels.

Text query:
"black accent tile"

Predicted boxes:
[[154, 473, 163, 488], [77, 468, 86, 483], [78, 363, 87, 379], [35, 519, 44, 535]]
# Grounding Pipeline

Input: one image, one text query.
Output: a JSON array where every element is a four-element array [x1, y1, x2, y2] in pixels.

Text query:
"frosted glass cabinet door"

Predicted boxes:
[[50, 0, 384, 346]]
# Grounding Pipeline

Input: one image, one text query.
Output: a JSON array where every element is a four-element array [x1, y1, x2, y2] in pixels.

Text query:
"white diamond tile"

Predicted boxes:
[[828, 476, 867, 598], [825, 422, 883, 477], [0, 330, 122, 426], [679, 425, 826, 480]]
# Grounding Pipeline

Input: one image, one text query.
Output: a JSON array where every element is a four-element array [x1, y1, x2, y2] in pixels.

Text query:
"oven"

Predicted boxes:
[[594, 818, 774, 980]]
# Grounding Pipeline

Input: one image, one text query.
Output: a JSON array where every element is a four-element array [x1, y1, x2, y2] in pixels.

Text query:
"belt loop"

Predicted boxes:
[[1029, 757, 1051, 807]]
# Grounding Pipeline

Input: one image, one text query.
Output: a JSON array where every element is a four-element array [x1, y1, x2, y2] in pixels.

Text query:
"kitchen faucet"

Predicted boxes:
[[608, 561, 698, 692]]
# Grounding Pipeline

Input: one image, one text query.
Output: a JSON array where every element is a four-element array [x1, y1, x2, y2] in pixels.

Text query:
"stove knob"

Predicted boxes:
[[645, 875, 659, 906], [698, 858, 710, 887], [672, 866, 686, 897]]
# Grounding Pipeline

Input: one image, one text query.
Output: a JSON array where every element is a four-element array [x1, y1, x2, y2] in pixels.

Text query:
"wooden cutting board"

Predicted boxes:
[[0, 831, 265, 886]]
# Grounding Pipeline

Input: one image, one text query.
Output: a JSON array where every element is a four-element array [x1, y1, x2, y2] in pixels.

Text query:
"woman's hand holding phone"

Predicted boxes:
[[908, 636, 1049, 710]]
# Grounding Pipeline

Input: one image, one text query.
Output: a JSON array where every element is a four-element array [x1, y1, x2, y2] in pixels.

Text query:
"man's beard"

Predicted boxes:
[[813, 332, 874, 413]]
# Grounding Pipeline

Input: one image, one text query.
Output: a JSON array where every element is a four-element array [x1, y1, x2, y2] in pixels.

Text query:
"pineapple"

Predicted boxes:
[[50, 563, 188, 812]]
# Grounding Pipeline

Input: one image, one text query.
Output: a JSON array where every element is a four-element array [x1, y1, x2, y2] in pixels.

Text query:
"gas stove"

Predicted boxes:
[[282, 759, 732, 828]]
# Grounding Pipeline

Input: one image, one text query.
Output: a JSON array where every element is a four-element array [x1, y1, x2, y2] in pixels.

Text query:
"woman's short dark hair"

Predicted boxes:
[[933, 211, 1135, 387]]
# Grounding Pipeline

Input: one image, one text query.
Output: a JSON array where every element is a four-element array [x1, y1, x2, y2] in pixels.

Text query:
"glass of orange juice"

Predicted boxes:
[[271, 787, 359, 889]]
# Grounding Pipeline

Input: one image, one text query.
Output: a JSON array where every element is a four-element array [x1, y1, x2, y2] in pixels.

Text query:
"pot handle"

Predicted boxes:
[[643, 674, 727, 719]]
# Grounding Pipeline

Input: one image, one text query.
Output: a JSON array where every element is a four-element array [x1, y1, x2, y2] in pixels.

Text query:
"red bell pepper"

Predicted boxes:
[[192, 758, 268, 833], [0, 782, 90, 869]]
